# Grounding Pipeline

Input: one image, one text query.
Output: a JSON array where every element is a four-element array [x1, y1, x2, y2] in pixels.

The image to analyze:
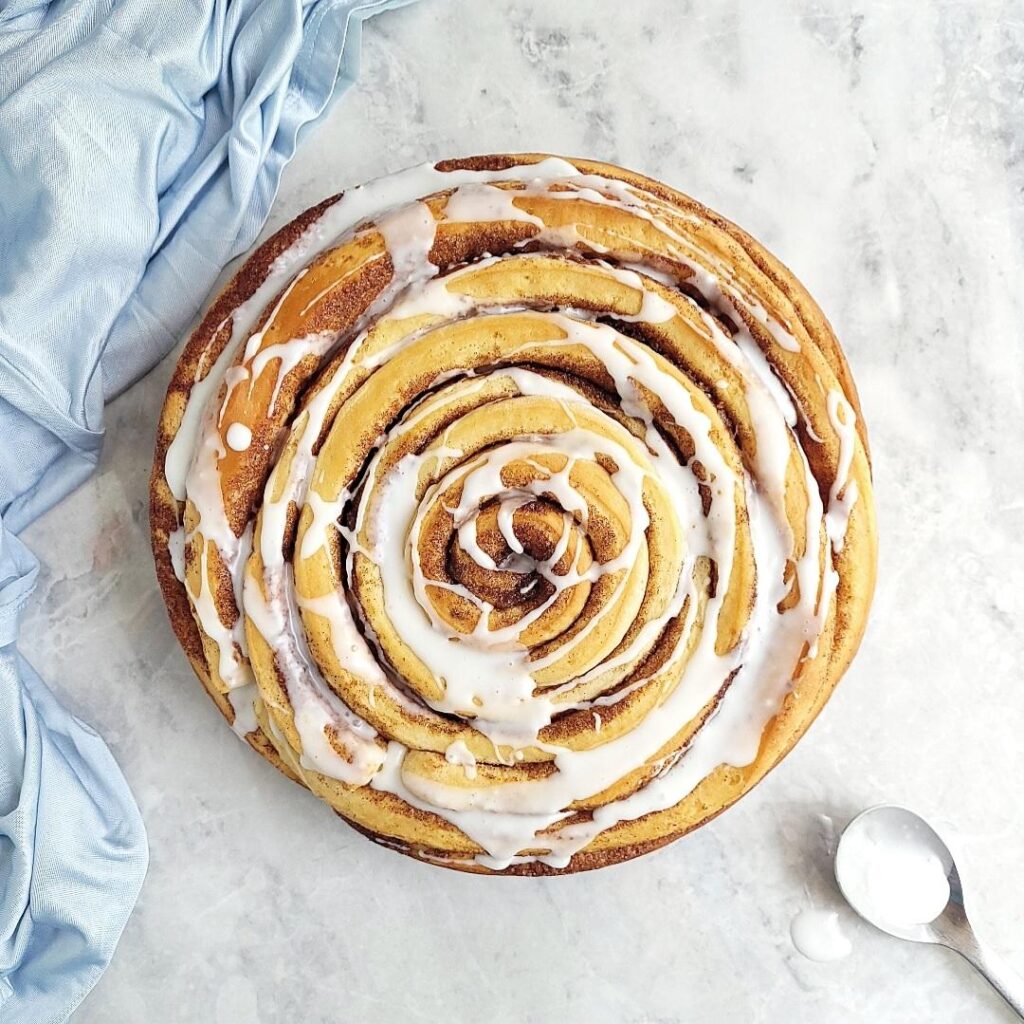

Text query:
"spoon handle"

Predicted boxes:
[[957, 942, 1024, 1019]]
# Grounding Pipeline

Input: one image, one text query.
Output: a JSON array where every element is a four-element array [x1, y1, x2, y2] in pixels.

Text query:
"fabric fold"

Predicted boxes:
[[0, 0, 418, 1019]]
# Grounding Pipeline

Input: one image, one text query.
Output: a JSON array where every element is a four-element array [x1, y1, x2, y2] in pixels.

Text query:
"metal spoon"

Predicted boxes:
[[835, 805, 1024, 1019]]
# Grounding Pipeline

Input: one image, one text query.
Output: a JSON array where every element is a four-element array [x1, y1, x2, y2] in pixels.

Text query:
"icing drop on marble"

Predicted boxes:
[[790, 909, 852, 963]]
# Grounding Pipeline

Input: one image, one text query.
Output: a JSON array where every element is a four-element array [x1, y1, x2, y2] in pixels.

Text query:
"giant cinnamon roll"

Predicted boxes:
[[150, 154, 876, 874]]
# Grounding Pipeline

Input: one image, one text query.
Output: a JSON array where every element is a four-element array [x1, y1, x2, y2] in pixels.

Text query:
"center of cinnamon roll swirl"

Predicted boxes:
[[424, 466, 602, 647], [444, 497, 586, 619]]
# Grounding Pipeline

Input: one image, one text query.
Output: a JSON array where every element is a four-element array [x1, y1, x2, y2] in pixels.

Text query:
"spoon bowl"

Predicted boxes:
[[835, 804, 956, 942]]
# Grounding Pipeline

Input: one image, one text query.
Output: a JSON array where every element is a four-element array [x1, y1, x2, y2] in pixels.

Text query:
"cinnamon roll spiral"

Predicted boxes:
[[150, 154, 876, 874]]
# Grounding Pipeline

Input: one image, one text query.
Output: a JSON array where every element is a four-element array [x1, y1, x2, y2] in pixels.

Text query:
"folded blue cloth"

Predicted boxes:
[[0, 1, 416, 1019]]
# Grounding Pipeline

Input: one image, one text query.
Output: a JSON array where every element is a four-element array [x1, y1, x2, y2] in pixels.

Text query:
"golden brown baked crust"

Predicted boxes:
[[150, 154, 876, 874]]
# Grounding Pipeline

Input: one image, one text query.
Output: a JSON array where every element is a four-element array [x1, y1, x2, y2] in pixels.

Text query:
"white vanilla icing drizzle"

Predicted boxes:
[[444, 740, 478, 780], [165, 331, 241, 502], [243, 565, 384, 784], [825, 390, 859, 554], [601, 263, 680, 323], [227, 683, 258, 737], [249, 331, 338, 415], [162, 156, 860, 866], [167, 527, 186, 582]]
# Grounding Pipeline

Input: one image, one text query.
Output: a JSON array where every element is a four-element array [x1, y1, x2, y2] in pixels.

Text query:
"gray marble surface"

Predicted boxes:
[[18, 0, 1024, 1020]]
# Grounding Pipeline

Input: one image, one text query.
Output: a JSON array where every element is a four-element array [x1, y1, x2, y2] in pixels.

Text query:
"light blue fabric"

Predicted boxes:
[[0, 0, 416, 1020]]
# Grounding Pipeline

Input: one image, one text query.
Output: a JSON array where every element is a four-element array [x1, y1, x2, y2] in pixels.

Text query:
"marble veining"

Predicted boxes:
[[15, 1, 1023, 1020]]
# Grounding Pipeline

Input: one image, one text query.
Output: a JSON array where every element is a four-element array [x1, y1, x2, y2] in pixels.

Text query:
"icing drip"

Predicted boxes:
[[167, 527, 186, 582], [444, 740, 478, 780], [227, 684, 258, 737]]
